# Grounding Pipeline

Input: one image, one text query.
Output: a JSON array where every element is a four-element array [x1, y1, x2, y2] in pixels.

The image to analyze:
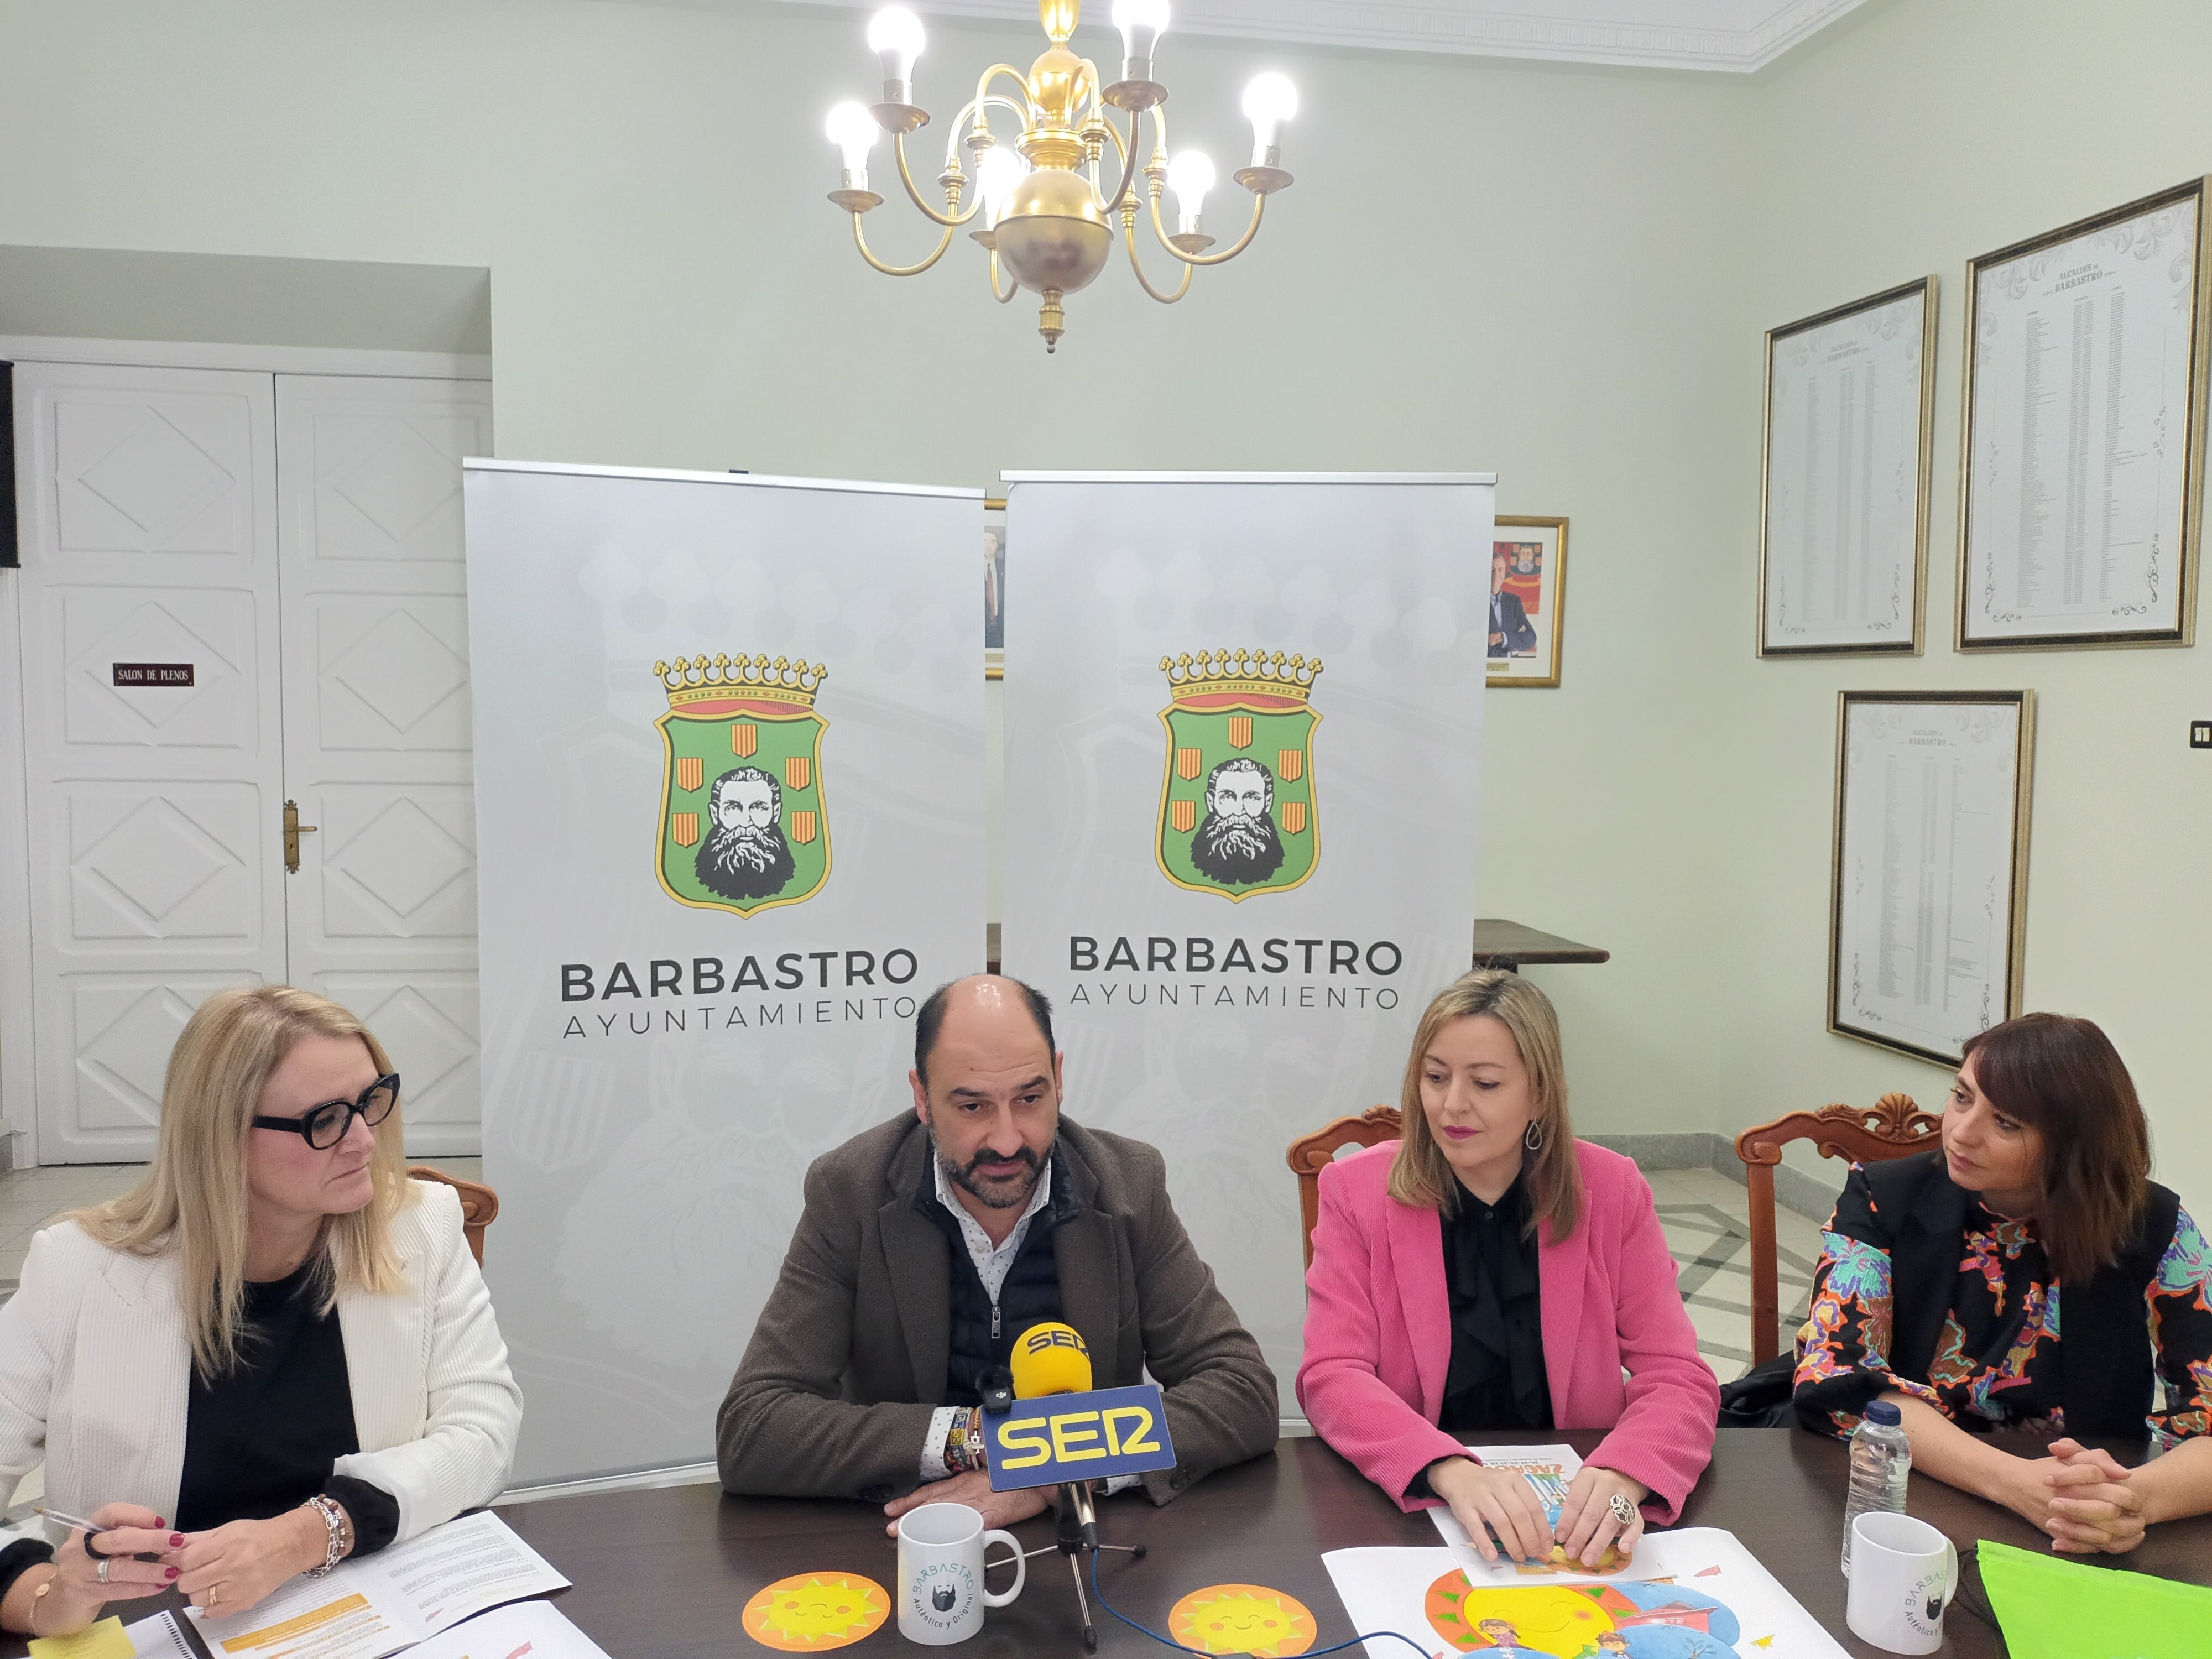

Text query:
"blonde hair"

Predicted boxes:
[[1386, 969, 1583, 1241], [72, 986, 413, 1380]]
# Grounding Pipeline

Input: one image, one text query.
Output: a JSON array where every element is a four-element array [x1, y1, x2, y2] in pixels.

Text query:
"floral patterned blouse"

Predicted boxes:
[[1794, 1164, 2212, 1444]]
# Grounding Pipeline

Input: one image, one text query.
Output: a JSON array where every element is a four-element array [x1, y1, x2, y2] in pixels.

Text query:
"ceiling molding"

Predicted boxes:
[[765, 0, 1867, 72]]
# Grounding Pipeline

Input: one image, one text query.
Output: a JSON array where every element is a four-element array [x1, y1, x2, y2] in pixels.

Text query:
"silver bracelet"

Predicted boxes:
[[301, 1495, 349, 1578]]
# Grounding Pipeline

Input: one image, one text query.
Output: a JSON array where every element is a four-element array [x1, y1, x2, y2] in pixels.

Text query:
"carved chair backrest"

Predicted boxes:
[[407, 1165, 502, 1267], [1286, 1105, 1404, 1270], [1731, 1093, 1941, 1365]]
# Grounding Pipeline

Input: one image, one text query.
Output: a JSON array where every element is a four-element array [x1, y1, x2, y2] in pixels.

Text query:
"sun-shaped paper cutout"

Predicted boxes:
[[742, 1572, 890, 1650], [1168, 1583, 1318, 1656], [1423, 1573, 1615, 1656]]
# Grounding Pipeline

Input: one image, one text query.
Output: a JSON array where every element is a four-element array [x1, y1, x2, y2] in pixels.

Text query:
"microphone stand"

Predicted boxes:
[[1016, 1480, 1145, 1653]]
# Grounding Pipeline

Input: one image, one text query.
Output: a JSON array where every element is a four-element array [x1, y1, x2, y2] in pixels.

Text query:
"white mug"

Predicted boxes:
[[895, 1501, 1026, 1645], [1846, 1511, 1959, 1655]]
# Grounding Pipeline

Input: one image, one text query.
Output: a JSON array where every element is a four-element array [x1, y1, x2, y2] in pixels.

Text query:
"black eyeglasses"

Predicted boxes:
[[252, 1074, 400, 1150]]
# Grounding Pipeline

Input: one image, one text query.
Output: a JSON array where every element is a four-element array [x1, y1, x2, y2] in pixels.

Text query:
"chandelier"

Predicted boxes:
[[824, 1, 1298, 352]]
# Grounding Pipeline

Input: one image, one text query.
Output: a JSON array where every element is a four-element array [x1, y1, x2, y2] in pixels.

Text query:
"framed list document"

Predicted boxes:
[[1760, 277, 1936, 655], [1829, 691, 2034, 1067], [1960, 178, 2212, 649]]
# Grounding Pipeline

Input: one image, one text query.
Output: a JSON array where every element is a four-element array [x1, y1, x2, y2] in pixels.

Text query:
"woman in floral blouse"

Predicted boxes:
[[1793, 1012, 2211, 1555]]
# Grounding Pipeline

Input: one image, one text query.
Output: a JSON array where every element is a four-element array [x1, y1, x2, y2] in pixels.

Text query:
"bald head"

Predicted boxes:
[[912, 974, 1055, 1088]]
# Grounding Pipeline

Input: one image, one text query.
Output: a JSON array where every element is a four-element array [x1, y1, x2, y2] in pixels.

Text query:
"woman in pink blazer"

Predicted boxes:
[[1298, 971, 1717, 1569]]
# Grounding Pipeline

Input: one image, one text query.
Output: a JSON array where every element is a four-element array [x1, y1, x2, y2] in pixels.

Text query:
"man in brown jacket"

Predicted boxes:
[[717, 974, 1278, 1530]]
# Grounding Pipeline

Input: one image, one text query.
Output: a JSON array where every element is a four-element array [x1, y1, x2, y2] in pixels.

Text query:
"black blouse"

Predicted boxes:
[[1438, 1171, 1553, 1434], [0, 1261, 402, 1609]]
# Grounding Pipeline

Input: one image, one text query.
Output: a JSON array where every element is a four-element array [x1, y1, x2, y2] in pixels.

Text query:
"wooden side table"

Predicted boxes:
[[1471, 917, 1609, 972]]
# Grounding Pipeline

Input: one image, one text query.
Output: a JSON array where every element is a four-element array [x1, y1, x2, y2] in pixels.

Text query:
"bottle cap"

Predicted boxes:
[[1864, 1401, 1902, 1426]]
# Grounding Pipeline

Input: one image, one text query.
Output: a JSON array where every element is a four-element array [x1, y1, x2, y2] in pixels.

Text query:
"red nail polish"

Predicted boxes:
[[165, 1568, 179, 1580], [171, 1535, 185, 1548]]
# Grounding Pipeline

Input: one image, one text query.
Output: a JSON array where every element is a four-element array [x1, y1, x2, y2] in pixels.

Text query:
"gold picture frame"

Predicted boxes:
[[1828, 690, 2036, 1068], [1757, 276, 1937, 657], [1486, 515, 1568, 688], [1958, 178, 2212, 650], [984, 495, 1005, 681]]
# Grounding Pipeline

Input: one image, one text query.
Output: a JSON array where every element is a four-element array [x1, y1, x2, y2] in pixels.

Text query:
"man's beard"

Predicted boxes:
[[696, 821, 796, 900], [1190, 807, 1286, 885], [932, 1132, 1047, 1212]]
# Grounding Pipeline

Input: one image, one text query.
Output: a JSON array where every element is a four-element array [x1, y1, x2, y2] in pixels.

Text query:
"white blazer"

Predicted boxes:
[[0, 1180, 521, 1543]]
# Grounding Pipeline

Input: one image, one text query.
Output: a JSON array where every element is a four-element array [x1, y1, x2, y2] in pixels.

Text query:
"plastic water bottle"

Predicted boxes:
[[1841, 1400, 1912, 1574]]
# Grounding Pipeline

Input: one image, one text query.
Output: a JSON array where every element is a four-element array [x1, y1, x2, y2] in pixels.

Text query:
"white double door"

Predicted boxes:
[[12, 361, 491, 1162]]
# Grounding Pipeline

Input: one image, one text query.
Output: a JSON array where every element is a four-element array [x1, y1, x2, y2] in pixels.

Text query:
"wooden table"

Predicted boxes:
[[482, 1430, 2207, 1658], [1470, 919, 1609, 970]]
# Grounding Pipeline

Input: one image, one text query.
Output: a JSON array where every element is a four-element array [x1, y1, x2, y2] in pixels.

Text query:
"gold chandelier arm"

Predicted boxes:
[[973, 63, 1034, 121], [989, 249, 1020, 304], [1123, 212, 1193, 303], [852, 212, 956, 276], [894, 131, 982, 227], [1148, 187, 1266, 266], [1095, 102, 1144, 217]]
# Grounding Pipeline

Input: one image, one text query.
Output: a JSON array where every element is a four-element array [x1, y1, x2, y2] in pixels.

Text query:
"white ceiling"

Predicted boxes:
[[768, 0, 1868, 72]]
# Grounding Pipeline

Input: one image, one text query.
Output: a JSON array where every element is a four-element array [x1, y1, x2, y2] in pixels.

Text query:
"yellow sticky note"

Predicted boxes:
[[29, 1614, 133, 1659]]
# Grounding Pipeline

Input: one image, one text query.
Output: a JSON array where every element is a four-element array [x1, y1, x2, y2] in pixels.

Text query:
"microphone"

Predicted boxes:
[[988, 1322, 1167, 1652]]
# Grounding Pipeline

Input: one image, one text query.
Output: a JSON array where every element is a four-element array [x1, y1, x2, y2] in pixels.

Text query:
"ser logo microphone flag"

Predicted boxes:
[[986, 1323, 1176, 1493]]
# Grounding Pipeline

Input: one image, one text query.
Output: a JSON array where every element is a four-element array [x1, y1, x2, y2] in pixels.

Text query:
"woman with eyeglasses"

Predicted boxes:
[[0, 987, 521, 1636]]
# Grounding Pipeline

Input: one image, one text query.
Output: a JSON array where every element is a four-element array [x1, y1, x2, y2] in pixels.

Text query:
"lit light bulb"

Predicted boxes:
[[1240, 71, 1298, 166], [977, 147, 1030, 229], [826, 101, 880, 191], [1111, 0, 1169, 82], [1165, 149, 1214, 234], [867, 7, 926, 103]]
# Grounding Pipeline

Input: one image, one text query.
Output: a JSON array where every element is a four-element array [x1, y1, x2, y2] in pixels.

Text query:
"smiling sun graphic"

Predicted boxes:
[[742, 1572, 890, 1651], [1168, 1584, 1318, 1656]]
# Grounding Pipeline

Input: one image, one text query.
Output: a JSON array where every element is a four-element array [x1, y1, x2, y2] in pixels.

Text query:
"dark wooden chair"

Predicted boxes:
[[408, 1165, 501, 1266], [1286, 1105, 1403, 1269], [1733, 1093, 1940, 1364]]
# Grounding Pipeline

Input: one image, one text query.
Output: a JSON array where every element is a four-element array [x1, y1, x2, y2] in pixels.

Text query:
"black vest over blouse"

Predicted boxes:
[[920, 1153, 1073, 1407], [1867, 1150, 2181, 1439]]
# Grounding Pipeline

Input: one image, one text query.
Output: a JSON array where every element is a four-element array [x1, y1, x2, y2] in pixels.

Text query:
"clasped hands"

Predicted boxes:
[[2004, 1437, 2148, 1555], [28, 1503, 334, 1635], [1428, 1457, 1647, 1569]]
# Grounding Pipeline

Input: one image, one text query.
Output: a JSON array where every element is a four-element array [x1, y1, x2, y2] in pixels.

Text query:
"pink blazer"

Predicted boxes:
[[1296, 1139, 1718, 1522]]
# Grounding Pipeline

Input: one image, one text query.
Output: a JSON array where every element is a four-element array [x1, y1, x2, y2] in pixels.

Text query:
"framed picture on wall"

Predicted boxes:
[[1487, 515, 1568, 687], [1828, 690, 2036, 1067], [984, 497, 1005, 681], [1959, 177, 2212, 649], [1758, 276, 1936, 656]]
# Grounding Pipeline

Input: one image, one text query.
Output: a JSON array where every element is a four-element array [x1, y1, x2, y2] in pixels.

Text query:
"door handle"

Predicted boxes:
[[284, 800, 318, 874]]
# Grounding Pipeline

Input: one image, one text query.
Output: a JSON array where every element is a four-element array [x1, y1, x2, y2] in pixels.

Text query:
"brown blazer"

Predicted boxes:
[[716, 1113, 1279, 1504]]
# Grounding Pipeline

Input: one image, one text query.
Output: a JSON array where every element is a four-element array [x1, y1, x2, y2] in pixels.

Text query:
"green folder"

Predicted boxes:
[[1977, 1538, 2212, 1659]]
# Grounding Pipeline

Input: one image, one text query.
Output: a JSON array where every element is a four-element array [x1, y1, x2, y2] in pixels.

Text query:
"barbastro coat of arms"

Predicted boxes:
[[653, 653, 831, 918], [1155, 649, 1322, 901]]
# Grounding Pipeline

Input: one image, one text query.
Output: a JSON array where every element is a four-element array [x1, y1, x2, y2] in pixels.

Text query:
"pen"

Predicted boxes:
[[34, 1507, 168, 1562]]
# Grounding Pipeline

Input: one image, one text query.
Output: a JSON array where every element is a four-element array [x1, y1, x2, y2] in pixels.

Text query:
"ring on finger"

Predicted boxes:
[[1608, 1493, 1636, 1526]]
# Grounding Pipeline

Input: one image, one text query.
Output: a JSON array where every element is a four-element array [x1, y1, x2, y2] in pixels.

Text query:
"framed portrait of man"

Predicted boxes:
[[1488, 515, 1568, 688], [984, 497, 1006, 679]]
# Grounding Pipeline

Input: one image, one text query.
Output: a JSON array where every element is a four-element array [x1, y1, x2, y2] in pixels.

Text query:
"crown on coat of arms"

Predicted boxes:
[[655, 653, 828, 712], [1160, 649, 1323, 704]]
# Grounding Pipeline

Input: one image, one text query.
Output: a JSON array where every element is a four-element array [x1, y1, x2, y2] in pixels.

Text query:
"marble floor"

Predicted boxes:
[[1648, 1165, 1829, 1381]]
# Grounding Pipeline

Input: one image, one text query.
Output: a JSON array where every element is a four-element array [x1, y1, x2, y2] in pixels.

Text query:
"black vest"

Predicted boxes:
[[1868, 1150, 2180, 1438], [920, 1156, 1072, 1407]]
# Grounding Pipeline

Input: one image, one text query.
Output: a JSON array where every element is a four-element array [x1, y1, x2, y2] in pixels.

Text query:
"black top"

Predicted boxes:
[[1793, 1151, 2205, 1443], [1437, 1171, 1552, 1436], [175, 1260, 399, 1552], [0, 1260, 403, 1609], [917, 1148, 1072, 1407]]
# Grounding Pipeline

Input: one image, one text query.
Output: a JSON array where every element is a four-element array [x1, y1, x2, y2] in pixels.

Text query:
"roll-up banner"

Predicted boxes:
[[998, 472, 1493, 1408], [463, 460, 985, 1482]]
